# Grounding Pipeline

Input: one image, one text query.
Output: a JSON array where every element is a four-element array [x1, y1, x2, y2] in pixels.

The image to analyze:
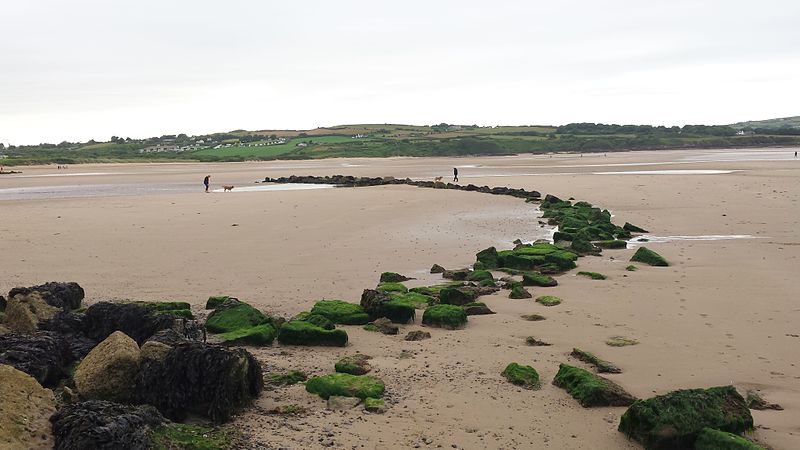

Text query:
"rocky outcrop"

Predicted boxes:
[[134, 342, 262, 423], [50, 400, 164, 450], [0, 364, 56, 450], [74, 331, 141, 403], [8, 282, 84, 310], [404, 330, 431, 341], [553, 363, 636, 407], [359, 289, 415, 324], [82, 302, 179, 345], [0, 332, 70, 387]]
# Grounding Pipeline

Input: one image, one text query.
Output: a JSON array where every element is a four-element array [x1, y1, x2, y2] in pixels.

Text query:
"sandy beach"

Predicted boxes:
[[1, 148, 798, 449]]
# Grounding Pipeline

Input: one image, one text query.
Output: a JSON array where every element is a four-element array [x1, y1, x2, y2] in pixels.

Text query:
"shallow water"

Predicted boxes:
[[627, 234, 761, 246]]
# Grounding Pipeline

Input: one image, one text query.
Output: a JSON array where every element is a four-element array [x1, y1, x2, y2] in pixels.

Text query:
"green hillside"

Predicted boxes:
[[730, 116, 800, 130]]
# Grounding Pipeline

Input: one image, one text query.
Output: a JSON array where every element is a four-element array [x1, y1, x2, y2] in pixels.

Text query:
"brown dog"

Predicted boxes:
[[222, 185, 234, 192], [434, 176, 443, 182]]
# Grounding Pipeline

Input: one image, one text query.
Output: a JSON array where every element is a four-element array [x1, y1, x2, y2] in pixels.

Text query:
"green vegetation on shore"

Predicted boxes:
[[5, 120, 800, 165]]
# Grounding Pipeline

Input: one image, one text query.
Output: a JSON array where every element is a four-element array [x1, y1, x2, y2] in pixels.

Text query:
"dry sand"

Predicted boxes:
[[1, 148, 798, 449]]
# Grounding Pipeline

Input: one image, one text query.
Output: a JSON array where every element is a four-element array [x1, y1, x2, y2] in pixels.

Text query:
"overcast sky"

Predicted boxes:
[[2, 0, 798, 145]]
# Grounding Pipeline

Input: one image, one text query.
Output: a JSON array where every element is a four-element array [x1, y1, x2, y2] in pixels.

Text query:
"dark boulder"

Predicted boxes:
[[50, 400, 164, 450], [38, 311, 98, 361], [0, 294, 5, 311], [359, 289, 415, 324], [134, 342, 262, 423], [430, 264, 446, 274], [9, 282, 84, 310], [82, 302, 177, 345], [439, 287, 477, 306], [379, 272, 413, 283], [0, 332, 70, 388]]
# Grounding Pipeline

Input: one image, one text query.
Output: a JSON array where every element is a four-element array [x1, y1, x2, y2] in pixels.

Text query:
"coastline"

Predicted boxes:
[[1, 149, 798, 449]]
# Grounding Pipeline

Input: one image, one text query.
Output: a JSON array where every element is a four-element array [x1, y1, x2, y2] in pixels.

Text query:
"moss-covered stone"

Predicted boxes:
[[334, 354, 372, 375], [379, 272, 411, 283], [266, 370, 307, 385], [305, 373, 385, 400], [623, 222, 648, 233], [522, 272, 557, 287], [151, 423, 238, 450], [292, 312, 335, 330], [389, 292, 434, 309], [364, 397, 386, 413], [536, 295, 562, 306], [462, 302, 494, 315], [276, 321, 348, 347], [509, 284, 532, 299], [379, 299, 416, 324], [618, 386, 753, 450], [478, 279, 497, 287], [570, 348, 621, 373], [595, 240, 627, 249], [544, 250, 578, 270], [439, 287, 478, 306], [362, 323, 379, 332], [310, 300, 370, 325], [553, 363, 636, 407], [577, 271, 607, 280], [694, 428, 765, 450], [442, 269, 471, 281], [376, 282, 408, 294], [466, 270, 494, 282], [475, 246, 500, 269], [422, 304, 468, 329], [206, 302, 271, 334], [205, 296, 232, 310], [501, 363, 540, 389], [218, 323, 276, 346], [625, 265, 637, 271], [630, 247, 669, 266], [570, 238, 599, 255]]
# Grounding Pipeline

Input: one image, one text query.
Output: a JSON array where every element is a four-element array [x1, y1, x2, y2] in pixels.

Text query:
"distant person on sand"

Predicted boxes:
[[795, 151, 797, 158], [453, 167, 458, 182], [204, 175, 211, 192]]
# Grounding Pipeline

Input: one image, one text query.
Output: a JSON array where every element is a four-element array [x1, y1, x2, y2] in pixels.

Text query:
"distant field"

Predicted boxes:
[[192, 136, 357, 158]]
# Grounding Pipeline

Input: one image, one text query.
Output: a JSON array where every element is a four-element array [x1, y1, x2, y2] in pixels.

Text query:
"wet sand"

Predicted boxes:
[[1, 148, 798, 449]]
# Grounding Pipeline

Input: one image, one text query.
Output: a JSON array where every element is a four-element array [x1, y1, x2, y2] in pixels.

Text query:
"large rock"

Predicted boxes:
[[50, 400, 164, 450], [74, 331, 141, 402], [0, 332, 69, 388], [553, 363, 636, 407], [277, 320, 348, 346], [8, 282, 84, 310], [438, 287, 478, 306], [4, 292, 59, 334], [0, 364, 56, 450], [134, 342, 262, 423], [205, 299, 272, 334], [618, 386, 753, 450], [359, 289, 415, 324], [82, 302, 178, 345], [38, 311, 98, 361]]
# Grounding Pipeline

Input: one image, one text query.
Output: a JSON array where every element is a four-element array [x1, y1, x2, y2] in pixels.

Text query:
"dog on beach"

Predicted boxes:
[[434, 176, 443, 182], [222, 185, 234, 192]]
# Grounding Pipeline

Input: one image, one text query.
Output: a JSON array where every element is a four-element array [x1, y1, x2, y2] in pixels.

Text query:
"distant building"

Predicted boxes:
[[139, 144, 180, 153], [296, 142, 308, 147]]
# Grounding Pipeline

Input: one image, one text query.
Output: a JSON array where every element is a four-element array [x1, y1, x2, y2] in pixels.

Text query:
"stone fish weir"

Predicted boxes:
[[261, 175, 542, 200]]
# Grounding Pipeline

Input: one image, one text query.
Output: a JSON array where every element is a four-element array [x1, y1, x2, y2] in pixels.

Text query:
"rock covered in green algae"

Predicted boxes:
[[462, 302, 495, 315], [389, 292, 435, 309], [694, 427, 765, 450], [623, 222, 649, 233], [218, 323, 276, 346], [595, 240, 627, 249], [151, 423, 239, 450], [502, 363, 541, 390], [509, 283, 532, 299], [466, 270, 494, 282], [276, 321, 348, 347], [310, 300, 370, 325], [206, 296, 234, 310], [364, 397, 386, 413], [535, 295, 562, 306], [438, 287, 478, 306], [570, 348, 621, 373], [577, 271, 607, 280], [618, 386, 753, 450], [292, 312, 335, 330], [475, 246, 500, 269], [266, 370, 307, 385], [522, 272, 558, 287], [379, 272, 412, 283], [630, 247, 669, 266], [360, 289, 416, 324], [422, 304, 468, 329], [305, 373, 385, 400], [553, 363, 636, 407], [205, 301, 272, 334], [335, 354, 372, 375], [376, 282, 408, 294]]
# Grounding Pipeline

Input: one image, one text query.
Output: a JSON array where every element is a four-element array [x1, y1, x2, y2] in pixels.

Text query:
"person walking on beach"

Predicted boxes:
[[203, 175, 211, 192], [453, 167, 458, 182], [795, 151, 797, 158]]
